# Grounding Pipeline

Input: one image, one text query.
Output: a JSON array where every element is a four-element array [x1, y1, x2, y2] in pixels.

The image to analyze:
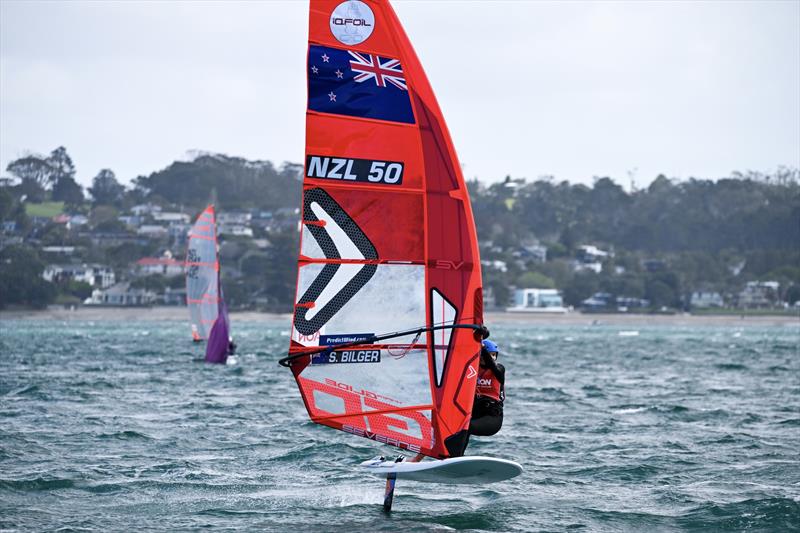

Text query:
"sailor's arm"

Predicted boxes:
[[480, 350, 505, 386]]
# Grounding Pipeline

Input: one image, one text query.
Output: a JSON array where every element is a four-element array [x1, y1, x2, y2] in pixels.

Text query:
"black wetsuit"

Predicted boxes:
[[469, 348, 505, 437]]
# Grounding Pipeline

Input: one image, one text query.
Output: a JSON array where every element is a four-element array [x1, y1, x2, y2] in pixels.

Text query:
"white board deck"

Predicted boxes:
[[360, 456, 523, 484]]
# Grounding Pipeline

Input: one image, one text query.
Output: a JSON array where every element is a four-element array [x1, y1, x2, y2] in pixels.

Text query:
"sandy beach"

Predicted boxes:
[[1, 306, 797, 328]]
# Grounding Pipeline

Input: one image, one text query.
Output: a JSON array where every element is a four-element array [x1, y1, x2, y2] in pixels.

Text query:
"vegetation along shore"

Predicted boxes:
[[1, 147, 798, 315]]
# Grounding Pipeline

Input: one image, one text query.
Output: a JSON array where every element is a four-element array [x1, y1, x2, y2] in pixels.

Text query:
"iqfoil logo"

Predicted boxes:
[[330, 0, 375, 45]]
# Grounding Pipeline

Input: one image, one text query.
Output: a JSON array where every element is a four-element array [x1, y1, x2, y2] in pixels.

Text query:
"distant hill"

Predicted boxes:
[[134, 154, 303, 212]]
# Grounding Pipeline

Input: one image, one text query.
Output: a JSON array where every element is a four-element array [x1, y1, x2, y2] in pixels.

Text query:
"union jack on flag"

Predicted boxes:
[[308, 44, 414, 124], [348, 51, 407, 91]]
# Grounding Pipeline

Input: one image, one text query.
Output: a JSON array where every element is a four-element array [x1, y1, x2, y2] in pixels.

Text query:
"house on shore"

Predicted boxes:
[[85, 282, 156, 306], [572, 245, 609, 273], [507, 288, 568, 313], [738, 281, 780, 308], [135, 255, 184, 277], [690, 291, 724, 309], [43, 263, 115, 288]]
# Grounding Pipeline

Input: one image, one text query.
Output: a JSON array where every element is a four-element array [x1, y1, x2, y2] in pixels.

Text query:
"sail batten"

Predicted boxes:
[[286, 0, 483, 459]]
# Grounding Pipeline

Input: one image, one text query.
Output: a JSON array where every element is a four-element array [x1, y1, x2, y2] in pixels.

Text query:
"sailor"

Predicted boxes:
[[228, 338, 237, 355], [469, 339, 505, 437]]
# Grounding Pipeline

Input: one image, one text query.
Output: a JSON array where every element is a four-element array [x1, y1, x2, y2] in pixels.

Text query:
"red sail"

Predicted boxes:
[[286, 0, 483, 459]]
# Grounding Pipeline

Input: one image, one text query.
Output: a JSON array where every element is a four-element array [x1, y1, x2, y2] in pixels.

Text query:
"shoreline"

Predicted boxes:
[[1, 306, 797, 327]]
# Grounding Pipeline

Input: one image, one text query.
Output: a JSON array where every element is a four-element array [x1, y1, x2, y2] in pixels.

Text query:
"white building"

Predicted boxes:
[[41, 246, 77, 255], [131, 204, 162, 216], [118, 215, 143, 228], [69, 215, 89, 227], [219, 224, 253, 237], [135, 256, 185, 276], [218, 212, 252, 225], [137, 225, 168, 237], [153, 212, 190, 224], [507, 288, 568, 313], [738, 281, 780, 308], [85, 282, 156, 306], [481, 259, 508, 273], [690, 291, 724, 308], [573, 244, 610, 273], [43, 264, 115, 288]]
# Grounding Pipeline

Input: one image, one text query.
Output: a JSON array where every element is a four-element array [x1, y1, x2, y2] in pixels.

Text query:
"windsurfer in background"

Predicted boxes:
[[469, 338, 505, 438]]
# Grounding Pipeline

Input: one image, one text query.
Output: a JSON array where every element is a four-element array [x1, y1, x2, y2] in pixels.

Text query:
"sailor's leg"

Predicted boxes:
[[468, 413, 503, 436]]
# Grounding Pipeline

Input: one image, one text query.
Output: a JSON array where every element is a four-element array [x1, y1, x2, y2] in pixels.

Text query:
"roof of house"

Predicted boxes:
[[136, 257, 183, 266]]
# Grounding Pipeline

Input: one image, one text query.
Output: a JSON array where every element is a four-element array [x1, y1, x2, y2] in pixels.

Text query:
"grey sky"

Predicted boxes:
[[1, 0, 798, 188]]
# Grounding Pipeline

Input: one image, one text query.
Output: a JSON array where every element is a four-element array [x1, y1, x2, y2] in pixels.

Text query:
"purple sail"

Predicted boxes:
[[205, 298, 231, 364]]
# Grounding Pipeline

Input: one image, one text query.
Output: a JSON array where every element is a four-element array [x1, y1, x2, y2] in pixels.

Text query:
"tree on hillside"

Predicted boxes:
[[6, 155, 53, 201], [0, 188, 31, 233], [45, 147, 83, 205], [46, 147, 76, 183], [6, 155, 53, 188], [0, 245, 57, 309], [89, 169, 125, 205], [52, 175, 84, 205], [0, 188, 13, 220]]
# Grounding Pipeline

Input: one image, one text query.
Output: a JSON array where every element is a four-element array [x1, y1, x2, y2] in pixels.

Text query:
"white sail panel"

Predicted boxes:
[[431, 289, 457, 386], [295, 263, 425, 342]]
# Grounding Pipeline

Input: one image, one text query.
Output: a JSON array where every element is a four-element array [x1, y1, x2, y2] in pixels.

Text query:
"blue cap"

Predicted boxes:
[[482, 339, 499, 354]]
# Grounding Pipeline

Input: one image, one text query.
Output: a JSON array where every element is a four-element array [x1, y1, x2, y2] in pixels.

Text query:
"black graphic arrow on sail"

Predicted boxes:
[[294, 188, 378, 336]]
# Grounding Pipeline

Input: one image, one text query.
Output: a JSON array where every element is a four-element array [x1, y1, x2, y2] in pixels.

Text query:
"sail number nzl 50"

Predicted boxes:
[[306, 155, 404, 185]]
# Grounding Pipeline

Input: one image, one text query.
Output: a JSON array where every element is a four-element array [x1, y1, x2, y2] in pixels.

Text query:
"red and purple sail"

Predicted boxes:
[[283, 0, 484, 459], [186, 204, 233, 364]]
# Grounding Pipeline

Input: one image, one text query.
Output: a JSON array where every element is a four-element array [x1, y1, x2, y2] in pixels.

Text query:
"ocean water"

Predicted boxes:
[[1, 317, 798, 532]]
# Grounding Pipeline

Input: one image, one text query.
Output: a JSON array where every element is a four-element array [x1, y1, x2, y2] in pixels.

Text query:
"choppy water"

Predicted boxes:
[[1, 317, 798, 531]]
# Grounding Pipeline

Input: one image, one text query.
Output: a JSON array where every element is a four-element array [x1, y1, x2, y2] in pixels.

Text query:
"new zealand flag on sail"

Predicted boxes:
[[308, 45, 415, 124]]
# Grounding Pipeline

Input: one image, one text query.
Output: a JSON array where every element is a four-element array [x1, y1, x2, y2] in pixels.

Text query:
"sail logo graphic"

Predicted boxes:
[[434, 259, 465, 270], [330, 0, 375, 45], [299, 376, 434, 453], [294, 188, 378, 336]]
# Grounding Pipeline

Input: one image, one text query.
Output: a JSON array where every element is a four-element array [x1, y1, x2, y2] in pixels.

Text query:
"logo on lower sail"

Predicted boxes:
[[330, 0, 375, 45]]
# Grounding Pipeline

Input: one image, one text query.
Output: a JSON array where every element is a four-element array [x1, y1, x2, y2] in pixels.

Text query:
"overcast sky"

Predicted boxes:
[[1, 0, 798, 189]]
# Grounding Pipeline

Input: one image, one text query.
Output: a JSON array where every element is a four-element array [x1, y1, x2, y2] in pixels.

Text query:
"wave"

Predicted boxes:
[[677, 497, 800, 531], [0, 477, 75, 492], [714, 363, 749, 371], [97, 430, 153, 440]]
